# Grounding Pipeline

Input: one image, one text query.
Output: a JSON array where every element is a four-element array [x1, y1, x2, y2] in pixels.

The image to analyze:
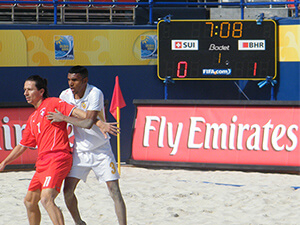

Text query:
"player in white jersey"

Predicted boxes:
[[56, 66, 127, 225]]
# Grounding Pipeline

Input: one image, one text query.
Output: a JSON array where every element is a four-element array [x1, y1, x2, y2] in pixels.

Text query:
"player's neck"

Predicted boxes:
[[33, 98, 44, 109], [74, 87, 87, 99]]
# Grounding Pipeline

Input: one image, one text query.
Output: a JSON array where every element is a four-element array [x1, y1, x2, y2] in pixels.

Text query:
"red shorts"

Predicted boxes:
[[28, 151, 72, 193]]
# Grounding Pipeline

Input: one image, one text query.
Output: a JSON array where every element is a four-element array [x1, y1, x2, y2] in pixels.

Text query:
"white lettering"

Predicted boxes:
[[158, 116, 166, 148], [237, 124, 250, 150], [188, 117, 205, 149], [168, 122, 183, 155], [271, 124, 286, 151], [141, 115, 298, 155], [286, 125, 298, 151], [143, 116, 160, 147], [2, 124, 13, 150], [204, 123, 228, 149], [229, 115, 237, 150], [171, 40, 198, 50], [262, 120, 274, 151], [13, 124, 26, 146], [209, 43, 230, 51], [246, 124, 261, 150]]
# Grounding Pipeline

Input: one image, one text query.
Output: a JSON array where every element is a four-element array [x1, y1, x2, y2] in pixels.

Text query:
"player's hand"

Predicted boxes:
[[47, 109, 65, 123], [96, 120, 120, 138]]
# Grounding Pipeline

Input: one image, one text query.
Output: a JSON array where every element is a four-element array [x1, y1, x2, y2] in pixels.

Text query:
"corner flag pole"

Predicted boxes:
[[109, 76, 126, 175], [116, 106, 121, 174]]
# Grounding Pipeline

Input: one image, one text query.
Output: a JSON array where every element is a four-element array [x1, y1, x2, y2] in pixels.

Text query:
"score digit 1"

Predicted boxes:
[[177, 61, 188, 78]]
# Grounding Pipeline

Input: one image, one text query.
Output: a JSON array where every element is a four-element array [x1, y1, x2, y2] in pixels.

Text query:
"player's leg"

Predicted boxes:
[[39, 151, 72, 225], [24, 189, 41, 225], [106, 180, 127, 225], [92, 144, 126, 224], [40, 188, 64, 225], [63, 177, 86, 225], [64, 150, 91, 225]]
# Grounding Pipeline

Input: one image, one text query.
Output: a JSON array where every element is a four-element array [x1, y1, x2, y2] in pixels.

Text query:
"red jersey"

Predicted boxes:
[[20, 97, 75, 159]]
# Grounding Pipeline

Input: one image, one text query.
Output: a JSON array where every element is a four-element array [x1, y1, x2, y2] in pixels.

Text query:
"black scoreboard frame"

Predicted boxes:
[[157, 19, 278, 81]]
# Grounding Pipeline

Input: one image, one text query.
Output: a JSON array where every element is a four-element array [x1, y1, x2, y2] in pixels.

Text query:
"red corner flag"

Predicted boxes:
[[109, 76, 126, 120]]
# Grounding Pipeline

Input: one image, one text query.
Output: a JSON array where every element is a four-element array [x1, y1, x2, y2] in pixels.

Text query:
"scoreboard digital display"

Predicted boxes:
[[158, 20, 277, 80]]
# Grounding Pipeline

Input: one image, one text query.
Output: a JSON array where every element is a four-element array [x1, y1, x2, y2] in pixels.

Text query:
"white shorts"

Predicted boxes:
[[68, 142, 120, 183]]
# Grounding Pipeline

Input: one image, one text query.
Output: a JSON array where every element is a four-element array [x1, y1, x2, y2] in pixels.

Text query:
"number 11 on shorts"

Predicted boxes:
[[43, 176, 52, 187]]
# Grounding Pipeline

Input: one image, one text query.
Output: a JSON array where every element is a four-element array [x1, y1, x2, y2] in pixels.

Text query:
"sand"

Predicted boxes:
[[0, 165, 299, 225]]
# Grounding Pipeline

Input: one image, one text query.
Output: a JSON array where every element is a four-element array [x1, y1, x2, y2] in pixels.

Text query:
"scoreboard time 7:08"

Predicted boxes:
[[157, 20, 277, 80]]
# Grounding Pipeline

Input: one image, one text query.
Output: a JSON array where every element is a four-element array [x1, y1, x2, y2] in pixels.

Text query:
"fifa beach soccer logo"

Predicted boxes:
[[54, 35, 74, 60], [141, 35, 157, 59]]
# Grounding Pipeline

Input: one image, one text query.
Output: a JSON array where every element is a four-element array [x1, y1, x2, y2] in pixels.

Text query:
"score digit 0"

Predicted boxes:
[[177, 61, 188, 78]]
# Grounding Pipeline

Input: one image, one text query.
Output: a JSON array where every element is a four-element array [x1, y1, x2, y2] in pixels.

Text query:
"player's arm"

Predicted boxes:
[[72, 108, 119, 135], [47, 108, 119, 137], [72, 108, 99, 129], [48, 108, 95, 129], [0, 145, 27, 172]]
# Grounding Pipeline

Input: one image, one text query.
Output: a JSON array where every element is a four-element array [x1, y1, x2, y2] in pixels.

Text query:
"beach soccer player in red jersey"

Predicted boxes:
[[0, 75, 118, 225]]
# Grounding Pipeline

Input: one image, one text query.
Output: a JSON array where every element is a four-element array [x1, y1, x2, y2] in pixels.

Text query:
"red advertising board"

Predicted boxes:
[[131, 100, 300, 171], [0, 106, 36, 166], [0, 105, 74, 169]]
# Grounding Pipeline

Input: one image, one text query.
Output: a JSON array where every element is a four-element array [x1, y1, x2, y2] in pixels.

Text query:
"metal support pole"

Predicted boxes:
[[163, 76, 174, 100], [149, 0, 153, 24], [240, 0, 244, 19], [53, 0, 57, 25]]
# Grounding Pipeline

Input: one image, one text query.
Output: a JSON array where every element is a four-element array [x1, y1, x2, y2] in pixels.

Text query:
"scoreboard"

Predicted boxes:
[[158, 20, 277, 80]]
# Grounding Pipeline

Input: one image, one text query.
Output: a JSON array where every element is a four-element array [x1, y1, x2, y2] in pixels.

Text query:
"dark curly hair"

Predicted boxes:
[[68, 66, 88, 79]]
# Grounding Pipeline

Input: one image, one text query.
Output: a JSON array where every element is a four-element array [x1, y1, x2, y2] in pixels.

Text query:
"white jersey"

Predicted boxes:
[[60, 83, 110, 152]]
